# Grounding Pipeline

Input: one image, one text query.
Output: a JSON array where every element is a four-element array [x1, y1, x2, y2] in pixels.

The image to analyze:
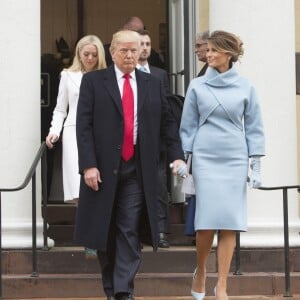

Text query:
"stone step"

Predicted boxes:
[[1, 247, 300, 298], [2, 272, 300, 299], [46, 203, 185, 225], [8, 297, 300, 300], [46, 203, 192, 246], [2, 247, 300, 274], [47, 224, 194, 246]]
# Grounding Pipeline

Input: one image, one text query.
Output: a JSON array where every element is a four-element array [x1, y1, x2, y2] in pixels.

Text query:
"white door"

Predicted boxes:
[[168, 0, 199, 96]]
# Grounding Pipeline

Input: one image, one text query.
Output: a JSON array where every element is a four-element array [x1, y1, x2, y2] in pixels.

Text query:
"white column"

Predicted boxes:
[[0, 0, 54, 248], [210, 0, 299, 247]]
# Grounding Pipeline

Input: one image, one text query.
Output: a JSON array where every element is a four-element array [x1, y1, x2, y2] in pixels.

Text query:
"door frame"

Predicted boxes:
[[168, 0, 199, 95]]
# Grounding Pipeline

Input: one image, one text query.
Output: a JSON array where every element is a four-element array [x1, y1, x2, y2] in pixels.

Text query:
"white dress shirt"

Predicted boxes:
[[114, 65, 138, 145], [137, 63, 150, 73]]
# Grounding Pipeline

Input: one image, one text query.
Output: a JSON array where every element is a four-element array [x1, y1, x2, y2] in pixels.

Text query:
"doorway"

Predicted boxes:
[[40, 0, 188, 245], [41, 0, 168, 201]]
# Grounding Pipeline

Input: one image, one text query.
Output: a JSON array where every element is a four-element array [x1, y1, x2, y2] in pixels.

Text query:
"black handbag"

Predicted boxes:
[[184, 195, 196, 236]]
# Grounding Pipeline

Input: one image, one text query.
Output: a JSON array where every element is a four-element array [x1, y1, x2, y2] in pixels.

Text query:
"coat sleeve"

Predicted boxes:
[[244, 86, 265, 156], [160, 83, 184, 163], [76, 73, 98, 174], [48, 70, 69, 137], [179, 81, 200, 153]]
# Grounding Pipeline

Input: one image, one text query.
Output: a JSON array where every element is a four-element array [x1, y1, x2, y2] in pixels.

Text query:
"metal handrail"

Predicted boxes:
[[234, 184, 300, 298], [0, 142, 48, 300]]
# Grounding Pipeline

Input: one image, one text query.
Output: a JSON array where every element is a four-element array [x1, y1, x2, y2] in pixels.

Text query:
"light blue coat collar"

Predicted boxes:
[[204, 66, 240, 87]]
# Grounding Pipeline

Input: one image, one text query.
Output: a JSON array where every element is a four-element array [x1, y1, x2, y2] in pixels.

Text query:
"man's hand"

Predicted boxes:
[[84, 167, 102, 191], [170, 159, 188, 178]]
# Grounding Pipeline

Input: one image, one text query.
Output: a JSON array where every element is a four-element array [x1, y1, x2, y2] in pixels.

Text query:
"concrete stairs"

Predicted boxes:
[[1, 246, 300, 299], [1, 203, 297, 299]]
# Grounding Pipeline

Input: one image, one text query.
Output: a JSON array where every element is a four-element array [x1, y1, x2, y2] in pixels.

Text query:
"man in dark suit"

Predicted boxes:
[[137, 29, 171, 248], [104, 16, 165, 69], [195, 31, 209, 77], [75, 30, 186, 300]]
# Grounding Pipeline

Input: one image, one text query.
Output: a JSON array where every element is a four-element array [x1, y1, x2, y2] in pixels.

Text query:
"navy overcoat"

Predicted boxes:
[[75, 65, 184, 250]]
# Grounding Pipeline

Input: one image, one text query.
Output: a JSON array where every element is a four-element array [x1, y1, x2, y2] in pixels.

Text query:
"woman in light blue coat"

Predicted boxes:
[[180, 31, 265, 300]]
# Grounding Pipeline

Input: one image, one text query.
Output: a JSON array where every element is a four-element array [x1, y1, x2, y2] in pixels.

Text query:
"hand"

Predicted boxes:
[[170, 159, 188, 178], [45, 133, 59, 149], [248, 156, 262, 189], [84, 167, 102, 191]]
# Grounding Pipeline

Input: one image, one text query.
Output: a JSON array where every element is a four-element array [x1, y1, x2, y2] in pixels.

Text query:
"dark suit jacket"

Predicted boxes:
[[75, 65, 184, 250], [149, 65, 170, 96], [197, 62, 208, 77], [149, 65, 171, 152]]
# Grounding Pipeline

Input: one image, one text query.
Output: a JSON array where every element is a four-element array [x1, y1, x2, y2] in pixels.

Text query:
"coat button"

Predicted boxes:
[[113, 169, 118, 175], [117, 145, 121, 150]]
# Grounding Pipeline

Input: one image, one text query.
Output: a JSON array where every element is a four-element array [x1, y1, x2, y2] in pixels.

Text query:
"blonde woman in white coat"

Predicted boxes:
[[46, 35, 107, 202]]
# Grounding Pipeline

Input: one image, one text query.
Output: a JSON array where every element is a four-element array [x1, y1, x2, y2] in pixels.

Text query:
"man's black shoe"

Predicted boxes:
[[115, 293, 135, 300], [158, 232, 170, 248]]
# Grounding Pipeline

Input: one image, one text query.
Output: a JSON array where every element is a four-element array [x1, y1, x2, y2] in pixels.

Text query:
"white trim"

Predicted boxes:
[[2, 221, 54, 249], [168, 0, 185, 95]]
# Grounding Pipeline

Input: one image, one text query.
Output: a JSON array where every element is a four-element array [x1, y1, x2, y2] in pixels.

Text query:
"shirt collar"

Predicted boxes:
[[137, 63, 150, 73], [114, 65, 136, 81]]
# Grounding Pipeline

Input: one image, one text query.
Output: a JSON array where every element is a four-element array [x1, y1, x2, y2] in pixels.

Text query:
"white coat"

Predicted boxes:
[[49, 70, 83, 201]]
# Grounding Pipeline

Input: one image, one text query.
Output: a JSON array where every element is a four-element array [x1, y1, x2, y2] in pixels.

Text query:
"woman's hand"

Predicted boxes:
[[45, 133, 59, 149], [248, 156, 262, 189]]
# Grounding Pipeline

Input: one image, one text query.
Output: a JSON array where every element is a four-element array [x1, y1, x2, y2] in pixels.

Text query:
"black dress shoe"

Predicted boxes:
[[115, 293, 135, 300], [158, 232, 170, 248], [107, 297, 115, 300]]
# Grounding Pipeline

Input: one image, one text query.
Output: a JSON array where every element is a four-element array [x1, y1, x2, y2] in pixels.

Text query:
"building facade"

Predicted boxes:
[[0, 0, 299, 248]]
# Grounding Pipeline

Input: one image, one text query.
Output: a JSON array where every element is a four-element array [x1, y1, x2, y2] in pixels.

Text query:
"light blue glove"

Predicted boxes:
[[177, 163, 188, 178], [248, 156, 262, 189]]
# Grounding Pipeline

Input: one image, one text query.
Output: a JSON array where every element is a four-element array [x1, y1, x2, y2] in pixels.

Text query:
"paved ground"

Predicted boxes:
[[15, 296, 300, 300]]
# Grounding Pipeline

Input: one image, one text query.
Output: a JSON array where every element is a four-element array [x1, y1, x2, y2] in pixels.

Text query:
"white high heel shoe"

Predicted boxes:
[[191, 269, 205, 300]]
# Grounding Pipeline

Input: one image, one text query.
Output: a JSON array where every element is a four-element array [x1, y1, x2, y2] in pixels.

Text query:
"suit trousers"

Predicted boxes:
[[157, 151, 170, 233], [98, 157, 144, 297]]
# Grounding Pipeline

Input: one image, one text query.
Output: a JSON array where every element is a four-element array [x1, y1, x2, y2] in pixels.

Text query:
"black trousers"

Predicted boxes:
[[157, 151, 170, 233], [98, 158, 144, 297]]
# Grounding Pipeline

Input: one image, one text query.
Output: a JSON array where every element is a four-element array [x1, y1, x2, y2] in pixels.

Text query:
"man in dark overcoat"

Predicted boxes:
[[75, 30, 186, 300]]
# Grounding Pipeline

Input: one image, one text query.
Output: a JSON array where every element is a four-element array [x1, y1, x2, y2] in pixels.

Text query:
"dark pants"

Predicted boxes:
[[157, 151, 170, 233], [98, 158, 144, 297]]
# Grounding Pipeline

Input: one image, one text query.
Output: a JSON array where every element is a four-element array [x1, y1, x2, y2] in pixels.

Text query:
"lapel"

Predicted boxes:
[[103, 66, 123, 116], [102, 66, 150, 117]]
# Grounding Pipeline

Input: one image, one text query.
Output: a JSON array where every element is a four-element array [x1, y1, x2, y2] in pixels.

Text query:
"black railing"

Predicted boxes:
[[234, 184, 300, 297], [0, 142, 48, 300]]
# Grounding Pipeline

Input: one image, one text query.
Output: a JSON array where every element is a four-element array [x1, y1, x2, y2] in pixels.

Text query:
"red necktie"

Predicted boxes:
[[121, 74, 134, 161]]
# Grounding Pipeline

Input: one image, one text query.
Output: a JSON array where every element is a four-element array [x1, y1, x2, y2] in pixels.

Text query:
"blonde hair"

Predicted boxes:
[[110, 30, 141, 54], [68, 35, 107, 72], [208, 30, 244, 63]]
